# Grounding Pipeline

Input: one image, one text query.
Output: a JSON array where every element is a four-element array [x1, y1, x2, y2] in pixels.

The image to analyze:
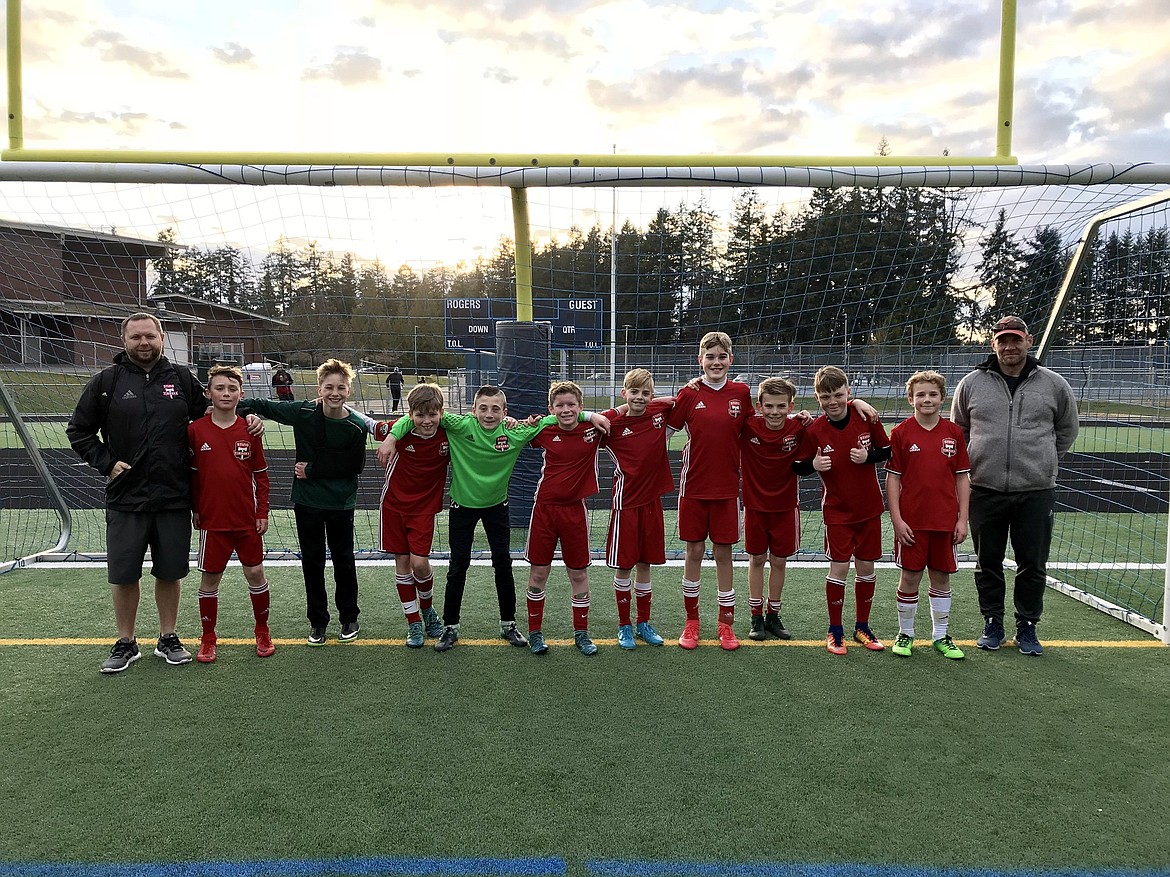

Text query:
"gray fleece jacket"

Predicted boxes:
[[950, 354, 1079, 493]]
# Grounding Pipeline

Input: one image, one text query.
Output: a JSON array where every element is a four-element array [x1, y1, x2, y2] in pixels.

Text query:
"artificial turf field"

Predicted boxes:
[[1, 563, 1167, 877]]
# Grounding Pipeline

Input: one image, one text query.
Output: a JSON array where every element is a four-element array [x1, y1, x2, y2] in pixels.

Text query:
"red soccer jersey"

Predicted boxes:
[[667, 380, 753, 500], [530, 421, 602, 504], [601, 398, 675, 509], [188, 416, 270, 531], [799, 410, 889, 525], [740, 414, 807, 513], [886, 416, 971, 531], [379, 423, 450, 517]]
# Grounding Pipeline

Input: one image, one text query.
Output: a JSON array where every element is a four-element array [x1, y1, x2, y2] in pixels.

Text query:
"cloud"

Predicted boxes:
[[49, 109, 182, 138], [211, 42, 255, 66], [377, 0, 608, 22], [302, 48, 385, 85], [437, 26, 578, 60], [588, 59, 753, 111], [719, 106, 811, 153], [81, 30, 188, 79], [484, 67, 519, 84]]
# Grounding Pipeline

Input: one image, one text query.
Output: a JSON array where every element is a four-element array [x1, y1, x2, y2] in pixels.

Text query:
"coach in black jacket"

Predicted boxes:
[[68, 312, 243, 674]]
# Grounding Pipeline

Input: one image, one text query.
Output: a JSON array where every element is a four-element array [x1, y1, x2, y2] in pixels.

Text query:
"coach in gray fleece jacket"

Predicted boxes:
[[950, 315, 1076, 659], [951, 315, 1079, 657]]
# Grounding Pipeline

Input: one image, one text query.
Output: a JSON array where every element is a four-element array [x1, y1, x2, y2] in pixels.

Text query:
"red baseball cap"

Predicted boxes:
[[992, 315, 1029, 339]]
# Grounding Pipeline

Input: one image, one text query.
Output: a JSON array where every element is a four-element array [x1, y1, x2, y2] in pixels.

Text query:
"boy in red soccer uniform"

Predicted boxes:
[[886, 370, 971, 659], [524, 381, 604, 656], [188, 365, 272, 663], [600, 368, 675, 649], [667, 331, 754, 651], [373, 383, 449, 648], [797, 366, 891, 655], [740, 377, 808, 641]]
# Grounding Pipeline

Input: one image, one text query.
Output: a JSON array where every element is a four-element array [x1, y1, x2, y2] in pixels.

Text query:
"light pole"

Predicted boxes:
[[622, 324, 632, 376], [413, 326, 420, 381]]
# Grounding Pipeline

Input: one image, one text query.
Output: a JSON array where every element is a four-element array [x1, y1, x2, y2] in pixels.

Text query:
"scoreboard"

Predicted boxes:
[[444, 298, 604, 351]]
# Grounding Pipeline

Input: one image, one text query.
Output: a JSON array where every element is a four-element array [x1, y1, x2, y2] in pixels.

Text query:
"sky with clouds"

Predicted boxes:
[[8, 0, 1168, 161], [0, 0, 1167, 265]]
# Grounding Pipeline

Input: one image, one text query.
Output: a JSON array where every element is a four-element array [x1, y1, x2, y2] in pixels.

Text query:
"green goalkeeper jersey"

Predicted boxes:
[[390, 411, 564, 508]]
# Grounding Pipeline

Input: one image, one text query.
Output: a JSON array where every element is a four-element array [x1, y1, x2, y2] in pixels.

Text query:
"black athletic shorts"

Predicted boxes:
[[105, 508, 192, 585]]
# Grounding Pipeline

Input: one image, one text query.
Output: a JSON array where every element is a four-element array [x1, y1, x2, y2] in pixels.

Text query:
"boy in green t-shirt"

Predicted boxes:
[[243, 358, 370, 646], [377, 384, 608, 651]]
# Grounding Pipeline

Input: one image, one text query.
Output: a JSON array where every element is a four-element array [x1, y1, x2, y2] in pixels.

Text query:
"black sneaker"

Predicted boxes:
[[501, 622, 528, 647], [339, 622, 360, 643], [1016, 621, 1044, 656], [154, 633, 192, 665], [435, 625, 459, 652], [976, 617, 1005, 650], [307, 627, 327, 646], [747, 615, 766, 641], [763, 611, 791, 640], [101, 637, 140, 674]]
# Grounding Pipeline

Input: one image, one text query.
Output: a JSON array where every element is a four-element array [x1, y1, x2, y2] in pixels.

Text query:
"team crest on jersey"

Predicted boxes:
[[162, 383, 179, 399], [728, 399, 742, 418], [941, 438, 958, 457], [440, 442, 449, 457], [584, 427, 598, 443], [233, 441, 251, 461], [858, 434, 872, 450], [782, 435, 799, 452], [652, 413, 664, 429], [494, 435, 511, 452]]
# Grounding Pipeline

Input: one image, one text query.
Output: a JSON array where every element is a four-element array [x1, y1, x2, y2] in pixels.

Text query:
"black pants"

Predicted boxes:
[[970, 487, 1054, 626], [445, 501, 515, 626], [294, 504, 359, 628]]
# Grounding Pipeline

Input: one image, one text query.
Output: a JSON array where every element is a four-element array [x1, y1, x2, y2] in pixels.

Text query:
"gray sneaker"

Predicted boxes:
[[574, 630, 599, 656], [154, 633, 192, 665], [435, 625, 460, 652], [101, 637, 141, 674]]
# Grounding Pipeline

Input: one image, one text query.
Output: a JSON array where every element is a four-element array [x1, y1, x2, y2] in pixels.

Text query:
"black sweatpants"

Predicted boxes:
[[294, 504, 359, 629], [444, 501, 516, 627], [970, 487, 1054, 626]]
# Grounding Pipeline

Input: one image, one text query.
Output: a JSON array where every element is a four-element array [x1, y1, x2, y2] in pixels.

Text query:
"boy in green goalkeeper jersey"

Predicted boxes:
[[376, 384, 610, 652]]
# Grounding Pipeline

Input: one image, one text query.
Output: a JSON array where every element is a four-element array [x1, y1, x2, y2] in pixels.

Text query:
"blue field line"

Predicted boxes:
[[0, 855, 566, 877], [585, 862, 1170, 877]]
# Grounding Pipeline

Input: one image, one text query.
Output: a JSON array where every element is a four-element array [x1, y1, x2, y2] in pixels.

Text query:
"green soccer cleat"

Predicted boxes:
[[892, 633, 914, 657], [574, 630, 599, 656], [421, 607, 444, 639], [405, 621, 425, 648], [932, 635, 966, 660]]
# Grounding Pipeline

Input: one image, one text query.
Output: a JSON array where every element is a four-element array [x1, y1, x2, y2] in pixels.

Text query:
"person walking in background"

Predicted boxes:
[[951, 315, 1079, 656], [386, 367, 404, 413]]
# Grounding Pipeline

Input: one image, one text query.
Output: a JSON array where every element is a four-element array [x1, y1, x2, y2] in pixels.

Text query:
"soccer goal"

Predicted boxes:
[[0, 167, 1168, 642]]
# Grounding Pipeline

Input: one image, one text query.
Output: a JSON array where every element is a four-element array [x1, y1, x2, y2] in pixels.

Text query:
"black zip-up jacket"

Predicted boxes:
[[67, 352, 206, 511]]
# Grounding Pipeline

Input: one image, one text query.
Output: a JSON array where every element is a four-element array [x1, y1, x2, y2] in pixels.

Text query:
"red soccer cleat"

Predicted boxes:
[[717, 622, 740, 651], [826, 628, 847, 656], [255, 627, 276, 658], [678, 619, 701, 650], [853, 625, 885, 652], [196, 637, 217, 663]]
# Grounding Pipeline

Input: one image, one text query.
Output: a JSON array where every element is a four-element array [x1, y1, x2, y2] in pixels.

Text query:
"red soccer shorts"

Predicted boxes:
[[525, 500, 591, 568], [894, 529, 958, 574], [606, 500, 667, 569], [380, 508, 437, 557], [678, 496, 741, 545], [197, 528, 264, 574], [823, 514, 883, 563], [744, 507, 800, 558]]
